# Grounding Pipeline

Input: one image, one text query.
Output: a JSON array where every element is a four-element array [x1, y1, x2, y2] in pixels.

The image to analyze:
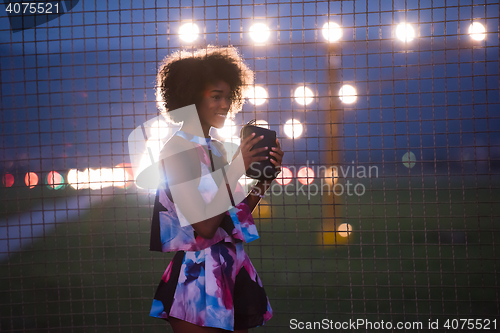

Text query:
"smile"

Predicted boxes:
[[216, 114, 227, 118]]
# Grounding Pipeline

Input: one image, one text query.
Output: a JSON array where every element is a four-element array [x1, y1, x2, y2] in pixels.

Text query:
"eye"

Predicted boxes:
[[212, 95, 221, 100]]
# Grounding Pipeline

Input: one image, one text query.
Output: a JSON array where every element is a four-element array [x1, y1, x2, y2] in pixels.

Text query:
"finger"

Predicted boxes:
[[251, 156, 269, 163], [270, 148, 284, 158], [269, 152, 282, 164], [248, 146, 268, 155], [247, 134, 264, 148], [241, 133, 256, 147]]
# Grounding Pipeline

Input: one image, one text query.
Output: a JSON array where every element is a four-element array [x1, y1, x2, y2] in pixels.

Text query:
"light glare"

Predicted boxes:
[[179, 23, 199, 42], [297, 167, 315, 185], [395, 23, 415, 42], [338, 223, 353, 237], [339, 85, 357, 104], [275, 167, 293, 186], [149, 120, 170, 139], [25, 172, 39, 189], [283, 119, 303, 138], [216, 119, 236, 139], [294, 86, 314, 106], [469, 22, 486, 41], [249, 23, 270, 43], [247, 86, 268, 105], [322, 22, 342, 42]]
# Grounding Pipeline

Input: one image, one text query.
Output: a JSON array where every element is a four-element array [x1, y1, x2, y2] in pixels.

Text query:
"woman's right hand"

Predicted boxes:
[[233, 133, 269, 171]]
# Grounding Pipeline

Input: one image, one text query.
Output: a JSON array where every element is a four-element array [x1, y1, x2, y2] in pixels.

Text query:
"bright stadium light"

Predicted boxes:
[[469, 22, 486, 41], [297, 167, 315, 185], [247, 86, 268, 105], [46, 171, 64, 190], [284, 119, 303, 138], [294, 86, 314, 105], [338, 223, 353, 237], [395, 23, 415, 42], [339, 84, 357, 104], [249, 23, 270, 43], [25, 172, 39, 189], [216, 118, 236, 139], [275, 166, 293, 186], [322, 22, 342, 42], [179, 22, 199, 42]]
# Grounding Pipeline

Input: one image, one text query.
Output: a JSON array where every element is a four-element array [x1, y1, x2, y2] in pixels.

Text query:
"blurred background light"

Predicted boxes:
[[294, 86, 314, 105], [249, 23, 270, 43], [339, 84, 357, 104], [402, 151, 417, 168], [179, 22, 199, 42], [395, 23, 415, 42], [322, 22, 342, 42], [338, 223, 353, 237], [275, 166, 293, 186], [246, 86, 268, 105], [46, 171, 64, 190], [469, 22, 486, 41], [25, 172, 38, 189], [216, 118, 236, 139], [2, 173, 14, 188], [283, 119, 303, 138], [149, 120, 170, 140], [297, 166, 315, 185]]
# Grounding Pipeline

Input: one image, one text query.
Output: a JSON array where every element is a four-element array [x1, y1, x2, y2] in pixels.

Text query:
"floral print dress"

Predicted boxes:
[[149, 130, 273, 331]]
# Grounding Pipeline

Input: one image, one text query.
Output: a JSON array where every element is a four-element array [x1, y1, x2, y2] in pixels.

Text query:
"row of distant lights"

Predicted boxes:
[[179, 21, 487, 43], [2, 169, 353, 237], [180, 21, 486, 112], [0, 165, 319, 189]]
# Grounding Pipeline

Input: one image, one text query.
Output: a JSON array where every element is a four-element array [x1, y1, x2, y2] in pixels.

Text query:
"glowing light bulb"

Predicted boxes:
[[25, 172, 39, 189], [249, 23, 270, 43], [46, 171, 64, 190], [247, 86, 268, 105], [284, 119, 303, 138], [297, 167, 315, 185], [294, 86, 314, 106], [179, 22, 199, 42], [3, 173, 14, 187], [469, 22, 486, 41], [339, 85, 357, 104], [322, 22, 342, 42], [402, 151, 416, 168], [275, 166, 293, 186], [324, 166, 339, 186], [395, 23, 415, 42], [338, 223, 353, 237]]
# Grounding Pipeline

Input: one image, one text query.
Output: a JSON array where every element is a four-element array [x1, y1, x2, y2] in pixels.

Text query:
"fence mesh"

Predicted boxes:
[[1, 0, 499, 332]]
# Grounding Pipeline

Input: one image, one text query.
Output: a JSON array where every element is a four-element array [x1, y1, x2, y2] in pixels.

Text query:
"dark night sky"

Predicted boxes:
[[0, 0, 499, 177]]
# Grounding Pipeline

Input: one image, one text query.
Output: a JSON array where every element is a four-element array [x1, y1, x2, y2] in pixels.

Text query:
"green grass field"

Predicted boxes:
[[1, 176, 499, 332]]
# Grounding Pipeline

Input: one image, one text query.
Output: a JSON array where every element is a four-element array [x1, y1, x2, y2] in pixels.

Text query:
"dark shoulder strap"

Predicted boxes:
[[149, 188, 165, 252]]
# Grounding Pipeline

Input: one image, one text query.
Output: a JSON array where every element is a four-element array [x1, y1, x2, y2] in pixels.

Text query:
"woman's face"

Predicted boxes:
[[197, 80, 232, 132]]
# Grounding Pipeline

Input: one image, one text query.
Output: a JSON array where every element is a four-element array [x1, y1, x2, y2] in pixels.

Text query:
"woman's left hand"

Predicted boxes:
[[270, 138, 284, 171]]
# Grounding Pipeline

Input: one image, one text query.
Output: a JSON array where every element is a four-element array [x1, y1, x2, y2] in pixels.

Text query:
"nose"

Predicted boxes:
[[221, 97, 230, 110]]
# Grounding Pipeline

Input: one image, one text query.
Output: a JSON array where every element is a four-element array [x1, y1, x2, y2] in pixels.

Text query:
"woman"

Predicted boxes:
[[149, 46, 284, 332]]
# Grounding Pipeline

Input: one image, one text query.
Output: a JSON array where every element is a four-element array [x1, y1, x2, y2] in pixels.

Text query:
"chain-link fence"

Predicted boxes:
[[1, 0, 499, 332]]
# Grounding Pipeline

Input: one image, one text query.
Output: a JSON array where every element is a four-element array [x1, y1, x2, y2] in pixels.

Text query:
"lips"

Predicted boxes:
[[216, 113, 227, 118]]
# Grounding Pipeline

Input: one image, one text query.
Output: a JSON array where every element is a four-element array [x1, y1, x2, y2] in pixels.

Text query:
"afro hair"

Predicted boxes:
[[156, 46, 254, 123]]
